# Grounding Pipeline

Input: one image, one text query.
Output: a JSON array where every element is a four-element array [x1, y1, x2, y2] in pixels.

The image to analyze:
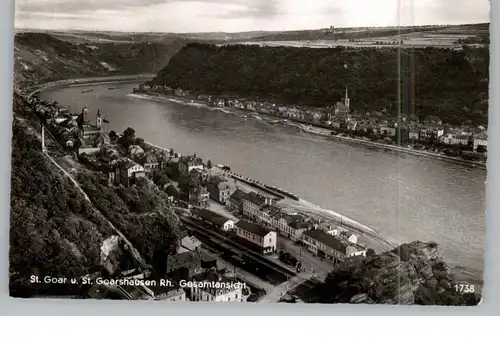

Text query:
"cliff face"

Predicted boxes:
[[312, 241, 481, 305], [151, 43, 489, 125], [14, 32, 186, 88]]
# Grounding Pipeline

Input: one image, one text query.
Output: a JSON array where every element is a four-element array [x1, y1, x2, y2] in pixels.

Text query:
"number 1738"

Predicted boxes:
[[455, 284, 475, 293]]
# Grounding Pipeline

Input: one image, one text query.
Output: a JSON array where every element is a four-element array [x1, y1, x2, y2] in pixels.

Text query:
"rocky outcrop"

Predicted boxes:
[[312, 241, 481, 306]]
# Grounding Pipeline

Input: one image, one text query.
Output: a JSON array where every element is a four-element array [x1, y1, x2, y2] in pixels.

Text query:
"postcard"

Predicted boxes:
[[10, 0, 488, 305]]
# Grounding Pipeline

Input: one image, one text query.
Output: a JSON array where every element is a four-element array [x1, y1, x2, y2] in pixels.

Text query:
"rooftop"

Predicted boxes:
[[260, 204, 280, 216], [235, 220, 272, 237], [181, 236, 202, 251], [243, 191, 267, 206], [166, 251, 202, 273], [229, 189, 247, 202], [288, 220, 311, 230], [303, 229, 347, 254], [194, 209, 230, 227]]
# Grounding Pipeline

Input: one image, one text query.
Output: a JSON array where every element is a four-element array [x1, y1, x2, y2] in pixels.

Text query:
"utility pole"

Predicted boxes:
[[41, 126, 46, 153]]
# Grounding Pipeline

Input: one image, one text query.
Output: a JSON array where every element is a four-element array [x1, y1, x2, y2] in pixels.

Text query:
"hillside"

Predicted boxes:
[[14, 32, 187, 88], [9, 95, 184, 297], [151, 43, 489, 125], [9, 99, 116, 297], [305, 241, 480, 305]]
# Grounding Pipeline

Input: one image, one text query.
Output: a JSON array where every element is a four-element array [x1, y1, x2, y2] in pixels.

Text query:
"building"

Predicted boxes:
[[207, 176, 232, 204], [473, 131, 488, 152], [178, 236, 202, 253], [380, 124, 396, 136], [189, 186, 210, 208], [142, 154, 160, 175], [282, 217, 311, 242], [179, 155, 204, 176], [188, 270, 245, 302], [257, 204, 281, 228], [333, 86, 351, 115], [166, 251, 203, 278], [420, 127, 444, 141], [153, 287, 187, 301], [302, 229, 366, 262], [339, 231, 358, 244], [242, 192, 270, 221], [234, 220, 277, 254], [114, 159, 145, 187], [409, 128, 420, 141], [193, 209, 235, 231], [226, 189, 247, 214]]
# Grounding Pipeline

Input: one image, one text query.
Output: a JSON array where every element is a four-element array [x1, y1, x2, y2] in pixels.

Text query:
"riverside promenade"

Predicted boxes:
[[135, 90, 486, 170], [30, 75, 396, 253]]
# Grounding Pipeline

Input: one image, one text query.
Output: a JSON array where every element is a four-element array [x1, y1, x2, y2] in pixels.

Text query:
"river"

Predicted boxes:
[[41, 82, 486, 278]]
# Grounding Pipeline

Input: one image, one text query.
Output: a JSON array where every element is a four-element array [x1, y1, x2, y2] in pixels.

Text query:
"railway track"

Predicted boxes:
[[181, 216, 298, 278]]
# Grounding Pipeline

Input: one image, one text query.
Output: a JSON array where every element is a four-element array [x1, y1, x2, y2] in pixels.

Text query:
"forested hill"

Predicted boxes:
[[151, 43, 489, 125], [14, 32, 187, 88]]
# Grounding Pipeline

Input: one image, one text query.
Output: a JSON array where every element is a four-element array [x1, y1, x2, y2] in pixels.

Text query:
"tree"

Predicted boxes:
[[109, 130, 118, 144], [207, 159, 212, 169], [366, 248, 376, 257], [118, 127, 136, 150], [169, 148, 174, 157]]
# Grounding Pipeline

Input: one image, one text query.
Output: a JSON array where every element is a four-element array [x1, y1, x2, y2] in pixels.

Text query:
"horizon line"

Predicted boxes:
[[13, 21, 490, 36]]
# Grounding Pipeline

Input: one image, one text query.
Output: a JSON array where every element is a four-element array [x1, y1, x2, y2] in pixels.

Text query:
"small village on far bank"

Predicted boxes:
[[135, 83, 488, 164], [26, 92, 372, 303]]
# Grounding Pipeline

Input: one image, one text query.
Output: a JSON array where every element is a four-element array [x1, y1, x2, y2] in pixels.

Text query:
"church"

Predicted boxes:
[[77, 107, 109, 155]]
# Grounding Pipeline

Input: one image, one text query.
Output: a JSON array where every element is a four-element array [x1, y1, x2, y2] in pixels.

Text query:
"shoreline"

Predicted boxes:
[[30, 75, 483, 283], [131, 91, 487, 170]]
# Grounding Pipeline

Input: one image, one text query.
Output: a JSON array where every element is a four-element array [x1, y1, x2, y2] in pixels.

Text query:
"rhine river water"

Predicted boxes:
[[41, 82, 486, 278]]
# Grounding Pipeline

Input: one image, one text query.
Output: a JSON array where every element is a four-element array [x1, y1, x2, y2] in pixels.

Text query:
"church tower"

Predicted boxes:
[[96, 109, 102, 129], [344, 86, 350, 110]]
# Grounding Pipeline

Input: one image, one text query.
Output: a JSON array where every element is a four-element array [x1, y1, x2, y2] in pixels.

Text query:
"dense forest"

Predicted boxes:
[[74, 170, 184, 273], [152, 43, 489, 125], [9, 118, 114, 297], [14, 33, 187, 87]]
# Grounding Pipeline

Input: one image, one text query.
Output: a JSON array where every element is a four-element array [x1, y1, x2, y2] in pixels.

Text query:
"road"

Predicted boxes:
[[257, 272, 314, 303]]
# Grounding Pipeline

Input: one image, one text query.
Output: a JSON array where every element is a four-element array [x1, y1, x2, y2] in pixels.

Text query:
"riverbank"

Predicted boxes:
[[33, 76, 484, 286], [132, 91, 487, 170], [27, 74, 156, 98]]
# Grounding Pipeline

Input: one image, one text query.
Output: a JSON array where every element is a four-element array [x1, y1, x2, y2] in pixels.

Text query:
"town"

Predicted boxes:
[[27, 92, 372, 303], [135, 83, 488, 164]]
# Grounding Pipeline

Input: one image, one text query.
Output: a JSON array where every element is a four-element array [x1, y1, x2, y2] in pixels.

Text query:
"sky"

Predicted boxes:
[[15, 0, 491, 33]]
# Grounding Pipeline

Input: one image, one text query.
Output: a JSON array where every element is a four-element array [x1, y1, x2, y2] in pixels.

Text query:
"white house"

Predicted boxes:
[[473, 131, 488, 152], [188, 271, 244, 302], [178, 236, 202, 253], [193, 209, 235, 231], [274, 213, 309, 242], [234, 220, 277, 254], [114, 159, 145, 187], [242, 192, 270, 222], [339, 231, 358, 244]]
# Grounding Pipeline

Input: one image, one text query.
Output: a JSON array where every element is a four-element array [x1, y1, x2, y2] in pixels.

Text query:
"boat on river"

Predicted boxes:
[[81, 89, 94, 93]]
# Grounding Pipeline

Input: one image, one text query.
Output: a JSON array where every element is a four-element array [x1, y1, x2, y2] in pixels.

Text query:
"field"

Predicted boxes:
[[236, 24, 489, 49]]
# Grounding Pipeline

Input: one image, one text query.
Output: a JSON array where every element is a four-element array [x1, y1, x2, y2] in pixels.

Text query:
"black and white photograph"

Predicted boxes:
[[9, 0, 489, 305]]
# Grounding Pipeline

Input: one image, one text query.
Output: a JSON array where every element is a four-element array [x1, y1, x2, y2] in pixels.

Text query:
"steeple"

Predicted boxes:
[[344, 86, 350, 110], [96, 109, 102, 129]]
